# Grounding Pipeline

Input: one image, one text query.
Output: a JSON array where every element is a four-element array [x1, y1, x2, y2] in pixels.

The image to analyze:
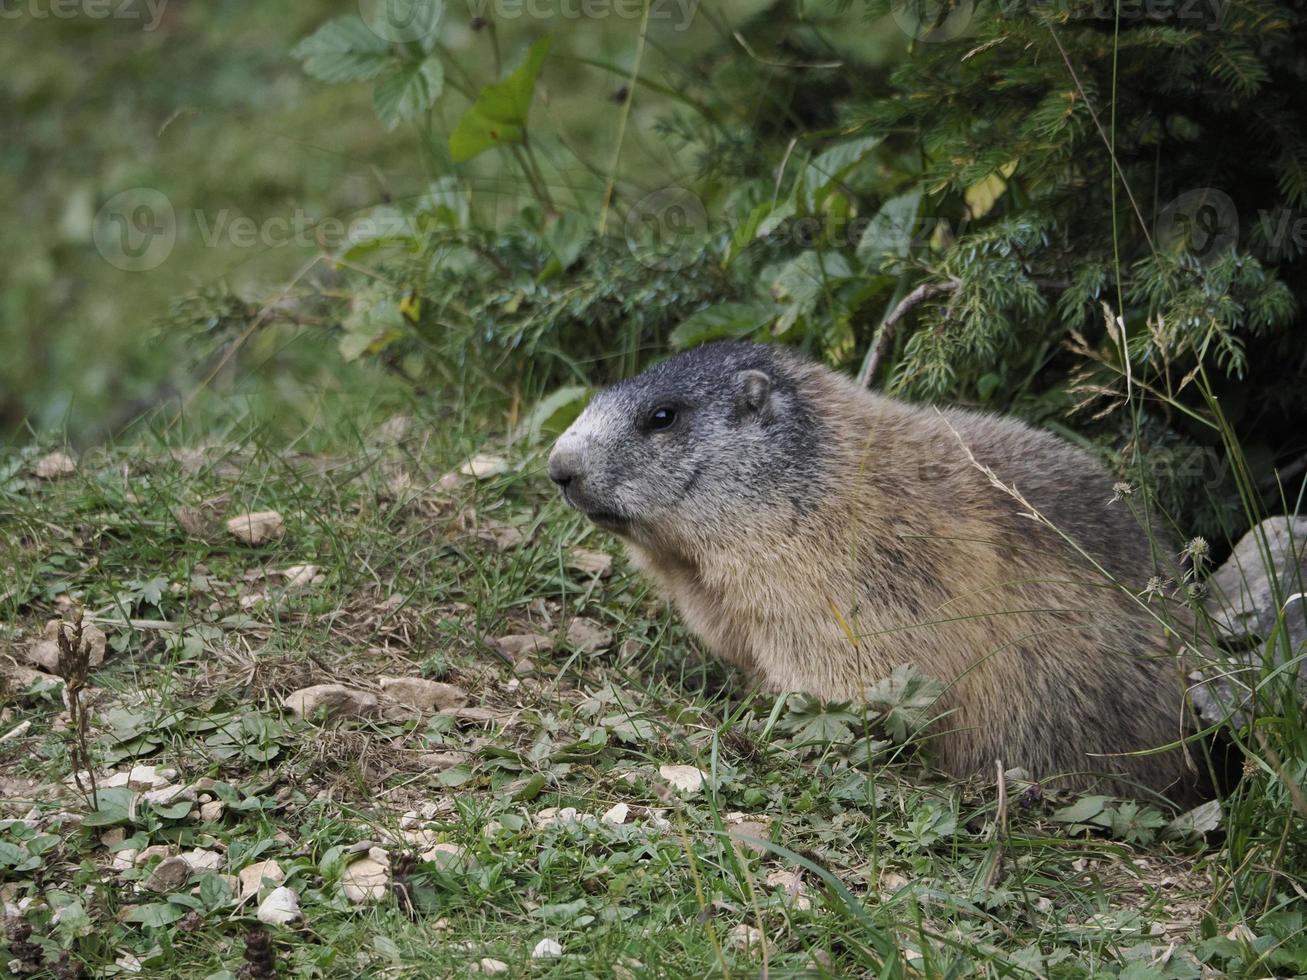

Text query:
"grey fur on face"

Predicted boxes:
[[548, 343, 826, 543]]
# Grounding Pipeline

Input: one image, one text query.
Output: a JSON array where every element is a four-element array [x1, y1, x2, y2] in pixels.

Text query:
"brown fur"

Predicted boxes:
[[633, 362, 1196, 801], [551, 345, 1202, 802]]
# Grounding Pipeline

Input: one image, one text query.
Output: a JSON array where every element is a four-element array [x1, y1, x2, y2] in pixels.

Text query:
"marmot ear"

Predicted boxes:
[[734, 369, 773, 420]]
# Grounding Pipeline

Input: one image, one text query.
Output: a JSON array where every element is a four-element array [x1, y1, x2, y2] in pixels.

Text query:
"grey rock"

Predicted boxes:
[[1195, 516, 1307, 726]]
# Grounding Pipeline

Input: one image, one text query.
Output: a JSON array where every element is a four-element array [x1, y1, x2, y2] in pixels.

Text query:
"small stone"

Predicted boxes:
[[34, 451, 76, 479], [225, 510, 285, 545], [199, 800, 225, 822], [532, 938, 563, 959], [379, 676, 468, 713], [133, 845, 174, 867], [601, 803, 629, 826], [658, 765, 706, 795], [534, 807, 580, 828], [256, 886, 300, 925], [99, 828, 126, 848], [141, 784, 195, 809], [144, 855, 192, 893], [111, 848, 138, 871], [283, 683, 378, 720], [565, 617, 613, 654], [341, 851, 390, 903], [238, 859, 285, 899], [27, 619, 107, 672], [3, 664, 64, 695], [181, 848, 222, 873], [727, 924, 763, 951], [474, 958, 509, 975], [765, 869, 811, 910], [725, 813, 772, 853], [280, 564, 319, 589], [420, 842, 469, 869]]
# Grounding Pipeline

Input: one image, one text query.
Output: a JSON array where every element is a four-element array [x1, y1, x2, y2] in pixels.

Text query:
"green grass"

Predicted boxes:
[[2, 407, 1305, 979]]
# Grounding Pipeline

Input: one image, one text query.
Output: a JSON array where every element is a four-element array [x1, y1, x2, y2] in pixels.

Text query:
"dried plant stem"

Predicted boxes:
[[55, 608, 98, 809]]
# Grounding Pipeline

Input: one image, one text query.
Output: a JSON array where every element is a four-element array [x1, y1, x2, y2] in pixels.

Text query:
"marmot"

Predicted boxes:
[[548, 341, 1200, 802]]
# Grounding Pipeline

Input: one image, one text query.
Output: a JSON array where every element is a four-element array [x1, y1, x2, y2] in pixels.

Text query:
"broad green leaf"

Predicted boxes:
[[669, 301, 774, 348], [1166, 798, 1222, 837], [80, 788, 135, 828], [519, 385, 590, 443], [374, 57, 444, 129], [857, 188, 923, 270], [123, 902, 188, 927], [770, 250, 854, 311], [339, 294, 407, 361], [803, 135, 884, 207], [449, 37, 551, 162], [0, 841, 31, 868], [149, 798, 195, 820], [291, 17, 394, 83], [540, 210, 592, 279], [861, 663, 945, 743], [1051, 794, 1111, 824]]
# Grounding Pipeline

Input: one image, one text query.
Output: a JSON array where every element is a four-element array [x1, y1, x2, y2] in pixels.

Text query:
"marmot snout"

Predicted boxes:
[[549, 341, 1200, 802]]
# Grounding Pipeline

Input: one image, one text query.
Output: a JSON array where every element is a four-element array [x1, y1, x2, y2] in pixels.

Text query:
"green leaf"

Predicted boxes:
[[80, 788, 135, 828], [802, 135, 883, 208], [1051, 795, 1111, 824], [669, 302, 775, 348], [124, 902, 188, 927], [519, 385, 590, 443], [449, 37, 551, 162], [861, 663, 945, 742], [437, 764, 474, 787], [857, 188, 923, 270], [374, 57, 444, 130], [291, 17, 394, 83], [539, 210, 592, 280], [770, 250, 854, 311], [1166, 798, 1221, 837]]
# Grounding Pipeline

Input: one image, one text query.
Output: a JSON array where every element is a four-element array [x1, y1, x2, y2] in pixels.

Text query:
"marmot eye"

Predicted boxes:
[[647, 406, 678, 431]]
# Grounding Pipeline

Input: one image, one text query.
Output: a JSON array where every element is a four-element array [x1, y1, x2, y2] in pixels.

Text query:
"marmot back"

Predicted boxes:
[[548, 341, 1199, 802]]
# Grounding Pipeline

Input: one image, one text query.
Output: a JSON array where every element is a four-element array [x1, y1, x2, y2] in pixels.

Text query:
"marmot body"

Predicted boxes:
[[548, 342, 1196, 801]]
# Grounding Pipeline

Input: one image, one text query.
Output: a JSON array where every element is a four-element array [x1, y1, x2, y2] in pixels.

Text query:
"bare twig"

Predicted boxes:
[[856, 279, 960, 388]]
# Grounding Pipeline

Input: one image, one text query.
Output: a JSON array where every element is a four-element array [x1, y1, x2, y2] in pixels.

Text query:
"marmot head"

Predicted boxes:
[[548, 342, 824, 542]]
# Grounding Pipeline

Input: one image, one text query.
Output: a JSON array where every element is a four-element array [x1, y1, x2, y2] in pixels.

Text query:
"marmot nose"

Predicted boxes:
[[548, 446, 583, 489]]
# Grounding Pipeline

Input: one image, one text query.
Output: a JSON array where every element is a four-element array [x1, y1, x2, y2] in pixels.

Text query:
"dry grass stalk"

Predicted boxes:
[[54, 607, 98, 808]]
